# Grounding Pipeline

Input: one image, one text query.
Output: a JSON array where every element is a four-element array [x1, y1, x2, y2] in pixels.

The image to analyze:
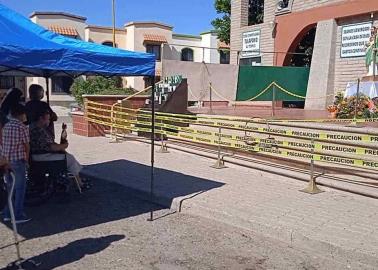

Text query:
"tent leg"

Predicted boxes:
[[45, 77, 50, 104], [148, 76, 156, 222]]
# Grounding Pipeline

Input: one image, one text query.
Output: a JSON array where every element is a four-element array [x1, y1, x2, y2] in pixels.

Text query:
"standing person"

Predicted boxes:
[[2, 104, 30, 224], [25, 84, 58, 139], [0, 87, 24, 126]]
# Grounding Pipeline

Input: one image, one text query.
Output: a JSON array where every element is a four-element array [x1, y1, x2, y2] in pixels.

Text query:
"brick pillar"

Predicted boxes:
[[305, 19, 337, 110], [230, 0, 249, 65]]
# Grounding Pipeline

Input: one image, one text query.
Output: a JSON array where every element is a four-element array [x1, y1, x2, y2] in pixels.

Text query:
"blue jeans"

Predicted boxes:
[[3, 160, 27, 219]]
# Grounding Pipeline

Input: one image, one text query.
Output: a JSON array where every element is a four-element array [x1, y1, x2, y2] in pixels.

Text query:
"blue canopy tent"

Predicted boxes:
[[0, 3, 158, 246], [0, 4, 155, 77]]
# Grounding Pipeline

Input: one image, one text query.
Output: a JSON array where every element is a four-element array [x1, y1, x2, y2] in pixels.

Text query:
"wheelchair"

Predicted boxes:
[[25, 153, 81, 206]]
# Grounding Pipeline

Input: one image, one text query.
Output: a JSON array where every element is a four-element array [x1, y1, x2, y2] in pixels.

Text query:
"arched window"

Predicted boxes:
[[181, 48, 194, 62], [102, 41, 117, 48]]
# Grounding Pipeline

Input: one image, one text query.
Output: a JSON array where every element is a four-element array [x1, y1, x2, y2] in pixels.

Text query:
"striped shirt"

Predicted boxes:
[[2, 118, 29, 161]]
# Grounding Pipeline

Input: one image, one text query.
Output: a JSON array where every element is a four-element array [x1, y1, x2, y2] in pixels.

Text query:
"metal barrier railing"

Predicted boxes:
[[84, 100, 378, 193]]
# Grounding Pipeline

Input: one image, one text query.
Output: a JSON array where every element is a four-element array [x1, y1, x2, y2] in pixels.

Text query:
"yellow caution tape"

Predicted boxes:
[[87, 103, 378, 144], [87, 114, 378, 171]]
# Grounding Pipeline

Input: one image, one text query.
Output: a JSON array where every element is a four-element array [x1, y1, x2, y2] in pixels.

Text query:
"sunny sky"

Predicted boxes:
[[0, 0, 218, 35]]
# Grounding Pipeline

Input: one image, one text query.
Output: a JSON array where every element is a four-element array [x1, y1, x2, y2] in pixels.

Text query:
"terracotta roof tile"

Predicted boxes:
[[48, 25, 78, 37], [218, 41, 230, 49], [143, 34, 167, 43]]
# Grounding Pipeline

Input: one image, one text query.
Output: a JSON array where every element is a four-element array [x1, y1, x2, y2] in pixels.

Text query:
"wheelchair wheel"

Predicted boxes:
[[25, 174, 54, 207]]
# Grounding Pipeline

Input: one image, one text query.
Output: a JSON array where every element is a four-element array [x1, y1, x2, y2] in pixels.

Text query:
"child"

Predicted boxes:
[[2, 104, 30, 224]]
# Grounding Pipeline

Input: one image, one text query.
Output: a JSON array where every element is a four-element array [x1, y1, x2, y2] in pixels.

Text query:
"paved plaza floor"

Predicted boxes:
[[0, 183, 355, 270], [1, 125, 378, 269]]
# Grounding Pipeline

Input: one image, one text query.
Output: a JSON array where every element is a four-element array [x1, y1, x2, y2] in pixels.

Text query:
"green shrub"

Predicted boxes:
[[70, 76, 136, 105]]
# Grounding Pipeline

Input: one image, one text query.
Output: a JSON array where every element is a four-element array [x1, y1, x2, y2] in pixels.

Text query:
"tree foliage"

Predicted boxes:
[[211, 0, 231, 45], [289, 28, 316, 67], [71, 76, 135, 105], [248, 0, 264, 25], [212, 0, 266, 44]]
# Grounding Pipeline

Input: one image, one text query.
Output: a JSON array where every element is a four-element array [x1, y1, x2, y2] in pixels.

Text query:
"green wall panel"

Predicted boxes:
[[236, 66, 310, 101]]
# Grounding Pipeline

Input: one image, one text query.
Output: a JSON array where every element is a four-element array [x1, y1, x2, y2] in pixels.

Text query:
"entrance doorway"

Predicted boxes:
[[282, 26, 316, 108], [287, 27, 316, 68]]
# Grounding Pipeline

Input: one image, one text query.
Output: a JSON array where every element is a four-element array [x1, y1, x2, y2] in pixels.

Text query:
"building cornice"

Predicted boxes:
[[125, 21, 173, 30], [29, 11, 87, 21], [173, 33, 201, 40], [86, 25, 125, 32], [200, 30, 217, 35]]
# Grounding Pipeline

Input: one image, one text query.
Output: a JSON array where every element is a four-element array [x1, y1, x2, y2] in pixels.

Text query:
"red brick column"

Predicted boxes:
[[72, 95, 149, 137], [72, 112, 107, 137]]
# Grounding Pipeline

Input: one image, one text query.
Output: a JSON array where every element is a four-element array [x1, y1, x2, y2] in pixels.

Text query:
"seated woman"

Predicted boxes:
[[29, 108, 90, 191]]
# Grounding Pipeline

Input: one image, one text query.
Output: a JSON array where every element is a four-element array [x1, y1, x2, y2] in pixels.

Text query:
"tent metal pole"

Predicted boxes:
[[112, 0, 116, 47], [148, 75, 156, 222], [45, 77, 50, 104]]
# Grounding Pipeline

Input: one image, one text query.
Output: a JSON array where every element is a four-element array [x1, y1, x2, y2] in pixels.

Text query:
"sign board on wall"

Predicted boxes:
[[241, 30, 260, 58], [341, 22, 372, 58]]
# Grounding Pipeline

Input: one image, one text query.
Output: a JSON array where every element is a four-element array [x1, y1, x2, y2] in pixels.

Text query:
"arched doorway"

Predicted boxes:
[[281, 26, 316, 109], [284, 26, 316, 67]]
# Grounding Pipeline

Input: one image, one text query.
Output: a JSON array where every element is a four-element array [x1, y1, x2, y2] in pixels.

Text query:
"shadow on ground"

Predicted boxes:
[[2, 160, 223, 239], [82, 159, 225, 206], [2, 235, 125, 270]]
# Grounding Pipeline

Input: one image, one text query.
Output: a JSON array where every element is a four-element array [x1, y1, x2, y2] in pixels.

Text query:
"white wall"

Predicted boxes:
[[163, 60, 238, 102], [86, 27, 127, 49], [170, 35, 203, 62], [201, 33, 220, 64]]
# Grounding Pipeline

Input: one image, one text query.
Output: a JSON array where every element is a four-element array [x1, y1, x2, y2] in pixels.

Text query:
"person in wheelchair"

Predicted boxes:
[[29, 108, 91, 191], [26, 84, 58, 139]]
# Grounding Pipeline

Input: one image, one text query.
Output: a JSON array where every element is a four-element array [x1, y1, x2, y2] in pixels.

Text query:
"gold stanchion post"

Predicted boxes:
[[209, 82, 213, 114], [271, 83, 276, 119]]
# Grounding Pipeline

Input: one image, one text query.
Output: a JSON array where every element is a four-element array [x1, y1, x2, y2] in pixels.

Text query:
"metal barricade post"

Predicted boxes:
[[158, 128, 169, 153], [300, 139, 324, 194], [211, 127, 227, 169]]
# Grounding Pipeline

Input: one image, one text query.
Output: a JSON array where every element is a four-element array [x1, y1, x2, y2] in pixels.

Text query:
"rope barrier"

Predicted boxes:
[[209, 84, 233, 102], [188, 86, 202, 101], [272, 83, 306, 99], [210, 81, 336, 102]]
